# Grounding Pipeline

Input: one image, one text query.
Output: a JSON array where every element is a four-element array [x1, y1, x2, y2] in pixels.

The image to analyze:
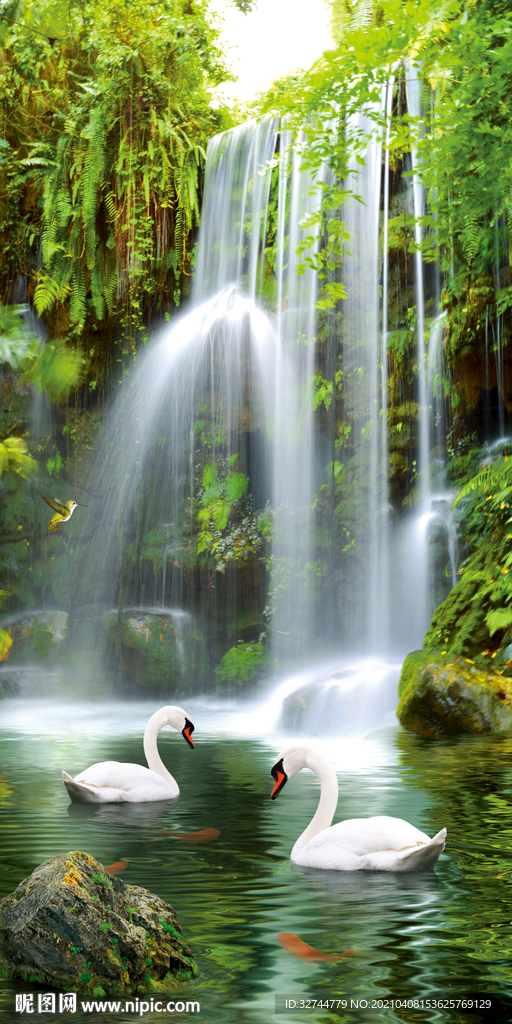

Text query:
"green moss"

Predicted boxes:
[[387, 211, 415, 257], [214, 641, 269, 689], [158, 918, 181, 938], [444, 274, 498, 366], [173, 963, 199, 980], [90, 873, 112, 887]]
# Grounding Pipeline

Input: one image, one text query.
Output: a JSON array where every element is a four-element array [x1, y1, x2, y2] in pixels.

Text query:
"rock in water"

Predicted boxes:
[[0, 851, 197, 994], [397, 650, 512, 738]]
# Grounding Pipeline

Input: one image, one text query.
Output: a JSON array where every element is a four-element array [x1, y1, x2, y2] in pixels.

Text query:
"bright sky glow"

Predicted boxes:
[[212, 0, 334, 103]]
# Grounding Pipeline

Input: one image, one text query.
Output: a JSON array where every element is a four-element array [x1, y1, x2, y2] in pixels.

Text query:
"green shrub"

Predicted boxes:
[[215, 642, 269, 690]]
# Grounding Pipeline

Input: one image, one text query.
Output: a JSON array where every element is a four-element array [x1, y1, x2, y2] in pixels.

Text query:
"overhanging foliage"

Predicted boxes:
[[0, 0, 233, 375]]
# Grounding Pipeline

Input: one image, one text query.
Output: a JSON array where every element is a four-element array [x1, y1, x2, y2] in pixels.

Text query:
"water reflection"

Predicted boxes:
[[66, 801, 173, 825]]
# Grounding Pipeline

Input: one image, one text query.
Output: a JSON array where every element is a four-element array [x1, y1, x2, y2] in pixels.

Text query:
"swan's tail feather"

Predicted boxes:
[[398, 827, 447, 872], [62, 769, 102, 804]]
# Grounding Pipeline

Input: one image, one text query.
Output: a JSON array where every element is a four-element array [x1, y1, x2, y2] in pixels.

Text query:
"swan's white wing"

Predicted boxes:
[[360, 828, 446, 872], [74, 761, 150, 790], [329, 816, 432, 855], [296, 816, 439, 871], [62, 761, 178, 803], [62, 771, 106, 804]]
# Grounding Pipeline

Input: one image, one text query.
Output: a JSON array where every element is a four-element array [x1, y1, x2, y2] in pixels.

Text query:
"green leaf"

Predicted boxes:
[[225, 472, 248, 502], [486, 608, 512, 637], [213, 498, 230, 531], [203, 462, 219, 489]]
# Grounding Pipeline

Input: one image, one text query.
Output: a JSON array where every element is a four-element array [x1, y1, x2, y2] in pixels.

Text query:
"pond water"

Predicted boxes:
[[2, 696, 512, 1024]]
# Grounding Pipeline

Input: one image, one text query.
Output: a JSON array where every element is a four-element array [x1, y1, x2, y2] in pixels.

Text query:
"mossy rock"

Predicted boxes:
[[397, 650, 512, 738], [102, 608, 207, 695], [0, 851, 197, 994], [0, 610, 68, 664]]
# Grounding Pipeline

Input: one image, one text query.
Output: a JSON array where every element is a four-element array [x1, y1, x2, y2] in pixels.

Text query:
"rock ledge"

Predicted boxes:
[[397, 650, 512, 738]]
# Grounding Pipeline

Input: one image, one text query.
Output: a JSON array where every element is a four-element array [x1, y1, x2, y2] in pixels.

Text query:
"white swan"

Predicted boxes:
[[62, 705, 195, 804], [270, 742, 446, 871]]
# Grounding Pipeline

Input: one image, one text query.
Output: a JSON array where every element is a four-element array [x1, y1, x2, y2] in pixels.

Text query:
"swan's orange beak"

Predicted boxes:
[[270, 758, 287, 799], [182, 719, 195, 748]]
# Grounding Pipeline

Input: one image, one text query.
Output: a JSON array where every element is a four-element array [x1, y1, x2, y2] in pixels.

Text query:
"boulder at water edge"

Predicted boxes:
[[397, 650, 512, 738], [0, 851, 197, 994]]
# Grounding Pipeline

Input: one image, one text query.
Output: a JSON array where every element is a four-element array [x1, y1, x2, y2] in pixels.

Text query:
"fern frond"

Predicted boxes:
[[69, 266, 87, 328], [34, 273, 72, 315], [453, 466, 493, 505], [461, 208, 479, 266], [103, 245, 118, 315], [103, 189, 117, 222], [486, 607, 512, 636], [174, 205, 183, 273]]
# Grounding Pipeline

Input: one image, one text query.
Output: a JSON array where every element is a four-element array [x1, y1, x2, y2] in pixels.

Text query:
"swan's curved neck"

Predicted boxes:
[[143, 709, 178, 788], [291, 751, 338, 860]]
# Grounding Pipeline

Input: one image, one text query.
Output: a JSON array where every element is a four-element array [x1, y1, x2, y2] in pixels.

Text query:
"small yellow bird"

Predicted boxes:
[[41, 495, 87, 532]]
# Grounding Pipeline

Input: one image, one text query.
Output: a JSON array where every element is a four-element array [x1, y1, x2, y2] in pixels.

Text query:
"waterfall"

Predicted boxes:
[[405, 66, 430, 506], [47, 86, 458, 721], [493, 309, 506, 438], [339, 93, 387, 650], [191, 119, 322, 660], [269, 127, 322, 658], [378, 76, 395, 655], [427, 312, 448, 482], [400, 65, 456, 643], [193, 118, 277, 302], [61, 118, 323, 682]]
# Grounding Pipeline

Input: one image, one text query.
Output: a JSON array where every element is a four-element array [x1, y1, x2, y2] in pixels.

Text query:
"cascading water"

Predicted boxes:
[[193, 118, 277, 302], [427, 311, 448, 484], [378, 76, 395, 655], [50, 85, 458, 730], [268, 125, 323, 658], [405, 67, 430, 506], [493, 309, 506, 438], [65, 286, 283, 678], [402, 66, 433, 641], [395, 66, 456, 647], [61, 118, 323, 687], [337, 94, 388, 651]]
